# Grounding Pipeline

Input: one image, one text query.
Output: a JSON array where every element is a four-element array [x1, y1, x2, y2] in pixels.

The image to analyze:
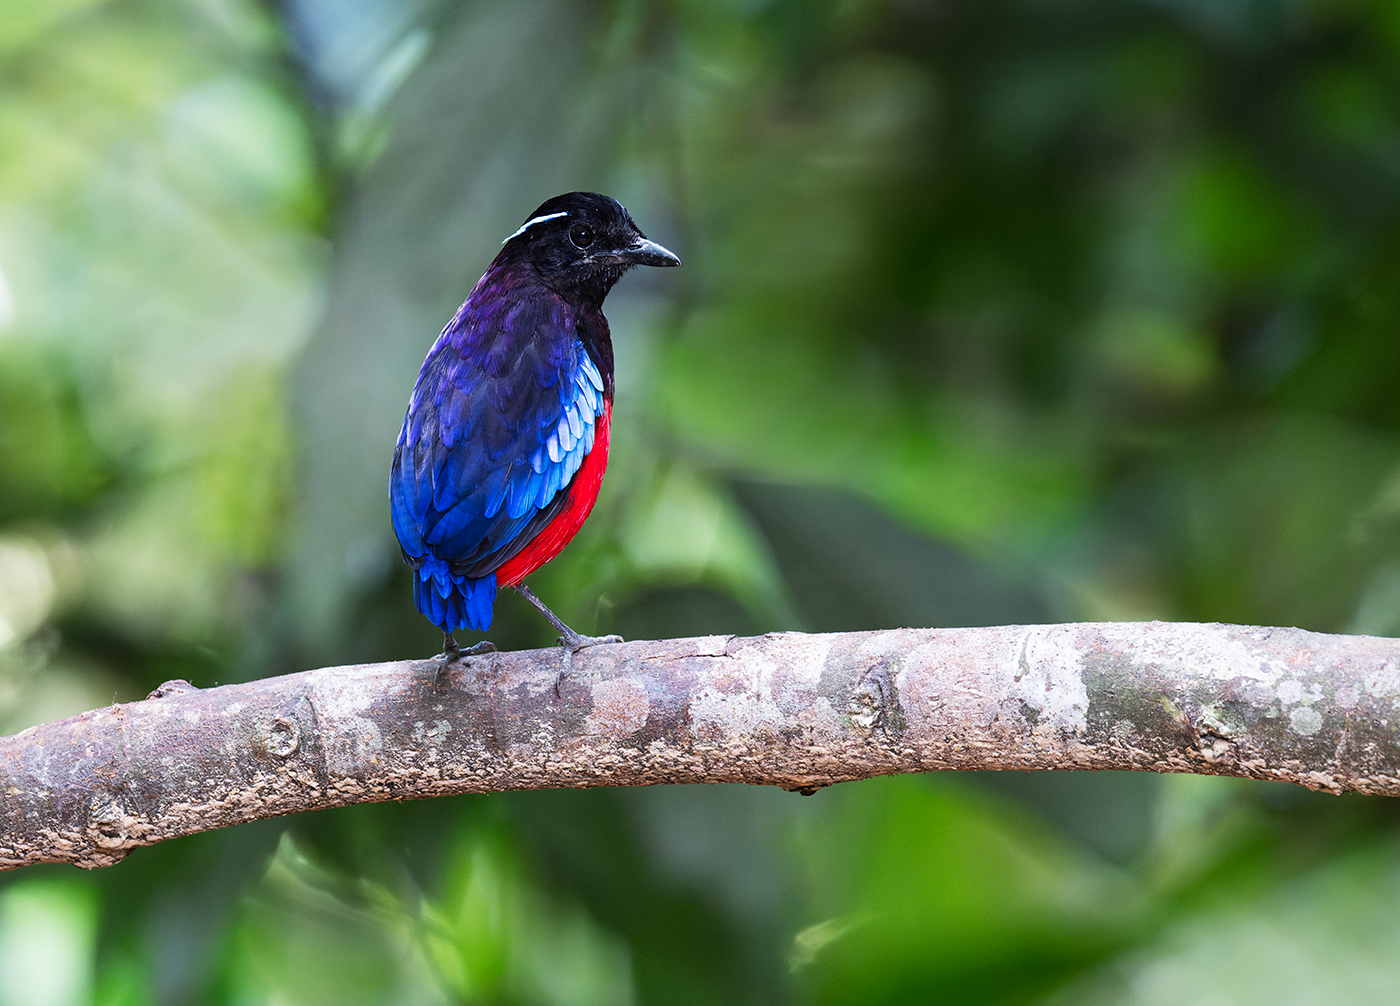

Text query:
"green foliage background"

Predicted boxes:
[[3, 0, 1400, 1003]]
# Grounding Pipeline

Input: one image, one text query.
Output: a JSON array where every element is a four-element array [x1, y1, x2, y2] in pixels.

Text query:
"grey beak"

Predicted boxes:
[[620, 236, 681, 268]]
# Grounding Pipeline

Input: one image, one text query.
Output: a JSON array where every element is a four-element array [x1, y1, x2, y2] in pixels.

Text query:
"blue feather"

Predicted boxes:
[[483, 468, 510, 519], [505, 467, 538, 520], [546, 476, 567, 513], [409, 553, 499, 631], [391, 321, 609, 635], [582, 355, 604, 392]]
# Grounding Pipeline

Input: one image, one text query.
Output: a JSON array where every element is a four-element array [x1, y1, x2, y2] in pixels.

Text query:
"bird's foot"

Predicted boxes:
[[561, 631, 624, 652], [511, 584, 623, 694], [439, 633, 497, 670], [553, 630, 624, 695]]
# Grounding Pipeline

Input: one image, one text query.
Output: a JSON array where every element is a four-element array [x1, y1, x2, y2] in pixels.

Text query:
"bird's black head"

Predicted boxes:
[[498, 191, 680, 304]]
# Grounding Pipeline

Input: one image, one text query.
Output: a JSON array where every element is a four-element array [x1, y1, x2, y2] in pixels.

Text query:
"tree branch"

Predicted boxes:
[[4, 622, 1399, 870]]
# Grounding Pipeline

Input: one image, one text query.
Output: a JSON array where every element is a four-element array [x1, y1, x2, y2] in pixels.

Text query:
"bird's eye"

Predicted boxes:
[[568, 224, 595, 249]]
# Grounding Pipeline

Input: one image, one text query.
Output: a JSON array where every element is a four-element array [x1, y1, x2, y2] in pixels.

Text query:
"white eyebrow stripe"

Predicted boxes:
[[502, 211, 569, 243]]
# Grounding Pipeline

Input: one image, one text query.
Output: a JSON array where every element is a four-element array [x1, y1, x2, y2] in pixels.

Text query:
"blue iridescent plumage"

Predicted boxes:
[[390, 302, 605, 631]]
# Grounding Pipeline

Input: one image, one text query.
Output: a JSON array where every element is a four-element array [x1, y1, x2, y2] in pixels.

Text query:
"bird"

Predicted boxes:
[[389, 191, 680, 664]]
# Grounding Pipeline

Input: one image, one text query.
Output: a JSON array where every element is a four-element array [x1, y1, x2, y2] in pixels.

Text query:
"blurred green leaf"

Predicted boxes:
[[1048, 835, 1400, 1005], [0, 878, 97, 1006], [0, 345, 108, 522], [792, 776, 1142, 1003]]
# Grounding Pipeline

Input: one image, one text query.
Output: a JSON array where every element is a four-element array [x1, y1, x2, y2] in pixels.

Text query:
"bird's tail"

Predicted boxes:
[[414, 554, 497, 632]]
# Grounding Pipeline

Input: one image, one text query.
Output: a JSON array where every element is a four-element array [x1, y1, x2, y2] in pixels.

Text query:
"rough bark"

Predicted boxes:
[[3, 622, 1399, 870]]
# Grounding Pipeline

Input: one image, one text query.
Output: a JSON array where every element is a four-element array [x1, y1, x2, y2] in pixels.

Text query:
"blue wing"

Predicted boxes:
[[389, 315, 605, 594]]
